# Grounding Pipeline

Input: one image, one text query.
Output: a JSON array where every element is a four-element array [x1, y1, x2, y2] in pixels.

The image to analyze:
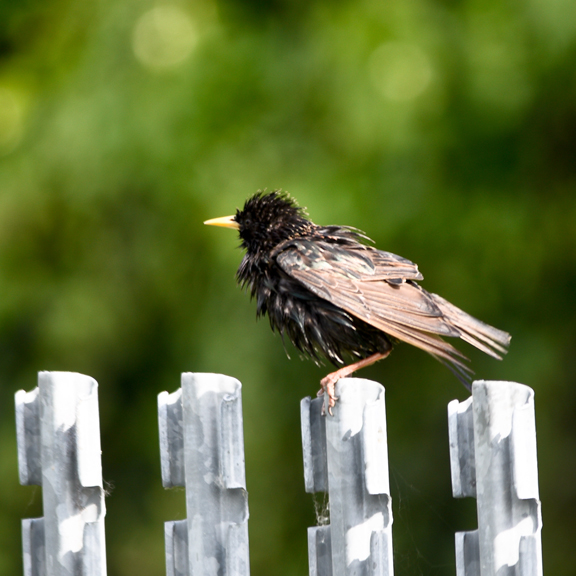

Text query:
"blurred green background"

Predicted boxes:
[[1, 0, 575, 574]]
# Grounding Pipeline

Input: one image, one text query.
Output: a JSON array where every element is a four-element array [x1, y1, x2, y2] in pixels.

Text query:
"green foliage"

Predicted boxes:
[[1, 0, 575, 574]]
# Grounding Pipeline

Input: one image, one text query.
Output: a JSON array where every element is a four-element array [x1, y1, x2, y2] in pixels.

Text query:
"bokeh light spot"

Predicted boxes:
[[132, 5, 198, 70], [0, 87, 25, 153], [369, 42, 433, 102]]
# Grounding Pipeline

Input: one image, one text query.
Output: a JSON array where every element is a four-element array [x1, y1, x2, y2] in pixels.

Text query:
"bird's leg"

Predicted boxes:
[[319, 350, 391, 415]]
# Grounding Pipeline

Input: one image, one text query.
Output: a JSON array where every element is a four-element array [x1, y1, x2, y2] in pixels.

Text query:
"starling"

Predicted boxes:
[[205, 190, 510, 413]]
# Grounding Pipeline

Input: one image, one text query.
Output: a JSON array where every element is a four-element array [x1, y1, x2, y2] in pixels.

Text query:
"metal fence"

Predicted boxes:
[[15, 372, 543, 576]]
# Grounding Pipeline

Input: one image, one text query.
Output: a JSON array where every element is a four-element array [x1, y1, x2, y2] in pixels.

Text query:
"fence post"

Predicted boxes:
[[301, 378, 393, 576], [15, 371, 107, 576], [158, 373, 250, 576], [448, 380, 543, 576]]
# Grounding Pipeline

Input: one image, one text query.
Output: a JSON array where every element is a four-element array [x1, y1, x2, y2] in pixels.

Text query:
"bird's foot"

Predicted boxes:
[[317, 351, 392, 415], [318, 374, 339, 416]]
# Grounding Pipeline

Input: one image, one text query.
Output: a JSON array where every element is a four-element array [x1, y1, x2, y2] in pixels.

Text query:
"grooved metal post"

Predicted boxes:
[[158, 373, 250, 576], [448, 380, 543, 576], [15, 371, 107, 576], [301, 378, 393, 576]]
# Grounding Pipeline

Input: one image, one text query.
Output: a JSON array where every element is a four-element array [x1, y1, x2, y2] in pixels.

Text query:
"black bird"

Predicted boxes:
[[205, 190, 510, 413]]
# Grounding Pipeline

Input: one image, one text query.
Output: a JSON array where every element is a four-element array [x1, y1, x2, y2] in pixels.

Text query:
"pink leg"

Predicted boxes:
[[318, 351, 391, 415]]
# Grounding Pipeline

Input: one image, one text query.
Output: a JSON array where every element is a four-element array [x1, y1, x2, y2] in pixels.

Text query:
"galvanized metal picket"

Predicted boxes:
[[14, 372, 543, 576], [448, 381, 543, 576], [301, 378, 394, 576], [15, 371, 107, 576], [158, 373, 250, 576]]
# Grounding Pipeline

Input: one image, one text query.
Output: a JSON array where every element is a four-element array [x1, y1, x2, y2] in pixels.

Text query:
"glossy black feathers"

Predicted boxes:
[[231, 190, 510, 384]]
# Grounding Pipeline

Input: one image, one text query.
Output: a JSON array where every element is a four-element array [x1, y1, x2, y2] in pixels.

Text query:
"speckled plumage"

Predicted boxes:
[[208, 190, 511, 406]]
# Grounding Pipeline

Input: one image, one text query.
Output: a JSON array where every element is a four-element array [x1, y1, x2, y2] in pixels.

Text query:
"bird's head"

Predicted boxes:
[[205, 190, 311, 254]]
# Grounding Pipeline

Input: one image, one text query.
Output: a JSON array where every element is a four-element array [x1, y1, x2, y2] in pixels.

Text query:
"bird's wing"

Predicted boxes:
[[361, 249, 425, 282], [276, 239, 487, 375], [273, 234, 424, 282]]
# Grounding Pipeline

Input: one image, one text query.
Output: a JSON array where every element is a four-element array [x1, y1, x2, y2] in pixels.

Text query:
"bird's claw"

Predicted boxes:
[[318, 375, 339, 416]]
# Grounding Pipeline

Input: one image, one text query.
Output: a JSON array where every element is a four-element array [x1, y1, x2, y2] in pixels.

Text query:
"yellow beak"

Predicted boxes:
[[204, 215, 239, 230]]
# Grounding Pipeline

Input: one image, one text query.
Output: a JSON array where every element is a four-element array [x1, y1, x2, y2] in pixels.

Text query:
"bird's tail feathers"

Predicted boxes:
[[431, 294, 511, 360]]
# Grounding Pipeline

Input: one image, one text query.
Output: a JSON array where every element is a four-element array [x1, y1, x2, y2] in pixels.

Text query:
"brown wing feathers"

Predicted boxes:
[[277, 240, 510, 379], [206, 191, 511, 388]]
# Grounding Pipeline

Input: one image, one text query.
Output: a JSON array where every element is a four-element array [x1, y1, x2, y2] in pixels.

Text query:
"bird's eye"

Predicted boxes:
[[244, 218, 252, 227]]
